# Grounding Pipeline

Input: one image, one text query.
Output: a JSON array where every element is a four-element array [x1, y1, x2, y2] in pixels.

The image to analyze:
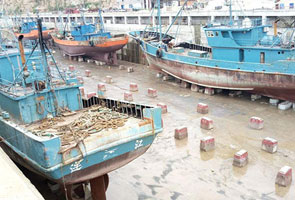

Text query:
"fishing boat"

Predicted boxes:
[[130, 0, 295, 101], [0, 19, 162, 199], [14, 21, 53, 40], [52, 9, 129, 65]]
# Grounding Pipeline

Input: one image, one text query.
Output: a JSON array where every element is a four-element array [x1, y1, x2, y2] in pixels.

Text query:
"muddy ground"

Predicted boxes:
[[27, 52, 295, 200]]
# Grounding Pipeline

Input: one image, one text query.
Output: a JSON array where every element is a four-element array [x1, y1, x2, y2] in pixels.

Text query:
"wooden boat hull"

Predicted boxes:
[[15, 29, 53, 41], [52, 35, 129, 65], [145, 53, 295, 101]]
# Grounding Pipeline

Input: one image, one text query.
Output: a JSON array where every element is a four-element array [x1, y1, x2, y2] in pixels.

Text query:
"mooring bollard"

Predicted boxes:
[[276, 166, 292, 187], [200, 117, 213, 130], [97, 83, 106, 91], [200, 136, 215, 152], [197, 103, 209, 114], [233, 149, 248, 167], [249, 117, 264, 130], [261, 137, 278, 153], [157, 103, 167, 114], [174, 127, 188, 140], [87, 92, 96, 99], [147, 88, 157, 98], [129, 83, 138, 92]]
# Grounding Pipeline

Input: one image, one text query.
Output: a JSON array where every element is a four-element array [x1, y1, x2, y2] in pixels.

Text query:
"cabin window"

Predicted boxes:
[[221, 31, 230, 38], [260, 52, 265, 63], [215, 32, 219, 36], [206, 31, 214, 37]]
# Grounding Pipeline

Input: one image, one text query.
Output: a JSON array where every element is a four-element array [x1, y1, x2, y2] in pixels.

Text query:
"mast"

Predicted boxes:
[[229, 0, 233, 26], [98, 8, 104, 33], [157, 0, 162, 42]]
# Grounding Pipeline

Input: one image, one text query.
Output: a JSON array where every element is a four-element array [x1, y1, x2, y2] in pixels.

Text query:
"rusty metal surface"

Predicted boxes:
[[146, 54, 295, 101]]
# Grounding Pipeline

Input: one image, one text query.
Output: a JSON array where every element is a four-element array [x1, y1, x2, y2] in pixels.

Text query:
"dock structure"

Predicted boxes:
[[0, 147, 44, 200]]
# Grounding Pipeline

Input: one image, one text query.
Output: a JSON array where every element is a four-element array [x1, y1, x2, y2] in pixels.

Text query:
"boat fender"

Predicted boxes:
[[156, 48, 162, 58]]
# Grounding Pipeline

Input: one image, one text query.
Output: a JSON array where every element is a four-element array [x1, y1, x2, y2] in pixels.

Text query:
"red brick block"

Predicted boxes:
[[197, 103, 209, 114], [79, 87, 85, 96], [105, 75, 113, 84], [276, 166, 292, 187], [233, 149, 248, 167], [200, 117, 213, 130], [85, 70, 91, 77], [204, 88, 214, 95], [157, 103, 167, 114], [200, 136, 215, 152], [262, 137, 278, 153], [97, 83, 106, 91], [124, 92, 133, 101], [174, 127, 188, 140], [69, 65, 75, 72], [249, 117, 264, 130], [87, 92, 96, 99], [148, 88, 157, 98], [130, 83, 138, 92]]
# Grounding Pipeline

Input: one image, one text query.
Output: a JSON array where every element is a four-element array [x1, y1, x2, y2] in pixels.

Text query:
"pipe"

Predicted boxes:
[[17, 35, 26, 70]]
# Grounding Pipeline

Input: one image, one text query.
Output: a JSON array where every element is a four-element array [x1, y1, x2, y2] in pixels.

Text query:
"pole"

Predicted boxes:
[[229, 0, 233, 26], [157, 0, 162, 42], [98, 8, 104, 33]]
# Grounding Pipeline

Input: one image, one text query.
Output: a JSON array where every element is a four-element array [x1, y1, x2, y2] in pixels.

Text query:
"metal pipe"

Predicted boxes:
[[157, 0, 162, 42], [17, 35, 26, 70]]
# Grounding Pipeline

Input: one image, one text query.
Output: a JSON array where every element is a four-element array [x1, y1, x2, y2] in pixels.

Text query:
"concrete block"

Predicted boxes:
[[229, 91, 242, 97], [293, 103, 295, 111], [251, 94, 261, 101], [278, 101, 292, 110], [269, 98, 279, 106], [127, 67, 134, 73], [180, 81, 190, 88], [124, 92, 133, 101], [148, 88, 157, 98], [157, 103, 167, 114], [95, 60, 100, 66], [163, 75, 172, 81], [197, 103, 209, 114], [262, 137, 278, 153], [63, 53, 66, 57], [87, 92, 96, 99], [276, 166, 292, 187], [119, 65, 126, 70], [87, 59, 93, 63], [198, 88, 204, 93], [78, 56, 84, 62], [233, 149, 248, 167], [200, 117, 213, 130], [105, 75, 113, 84], [156, 73, 163, 78], [249, 117, 264, 130], [215, 89, 223, 94], [79, 87, 85, 96], [191, 84, 199, 92], [200, 136, 215, 152], [69, 56, 74, 61], [174, 127, 188, 140], [130, 83, 138, 92], [85, 70, 91, 77], [69, 65, 75, 72], [204, 88, 214, 95], [97, 83, 106, 91], [76, 76, 84, 84]]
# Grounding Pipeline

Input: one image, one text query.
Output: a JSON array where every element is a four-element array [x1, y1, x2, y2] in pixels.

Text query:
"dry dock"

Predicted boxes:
[[0, 147, 44, 200], [48, 52, 295, 200]]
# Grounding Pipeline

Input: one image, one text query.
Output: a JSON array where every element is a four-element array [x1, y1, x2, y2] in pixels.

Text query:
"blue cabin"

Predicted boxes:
[[70, 23, 111, 41], [20, 21, 47, 33], [203, 19, 295, 64]]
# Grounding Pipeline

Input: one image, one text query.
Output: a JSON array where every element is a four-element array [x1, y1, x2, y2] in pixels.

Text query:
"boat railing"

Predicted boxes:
[[82, 96, 153, 120]]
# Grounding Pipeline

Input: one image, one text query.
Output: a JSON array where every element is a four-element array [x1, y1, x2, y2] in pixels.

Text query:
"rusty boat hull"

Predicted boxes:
[[52, 35, 128, 64], [145, 53, 295, 101], [15, 29, 53, 41]]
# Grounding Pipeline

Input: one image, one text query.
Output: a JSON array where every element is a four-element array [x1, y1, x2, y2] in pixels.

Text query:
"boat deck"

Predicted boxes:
[[24, 106, 143, 148]]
